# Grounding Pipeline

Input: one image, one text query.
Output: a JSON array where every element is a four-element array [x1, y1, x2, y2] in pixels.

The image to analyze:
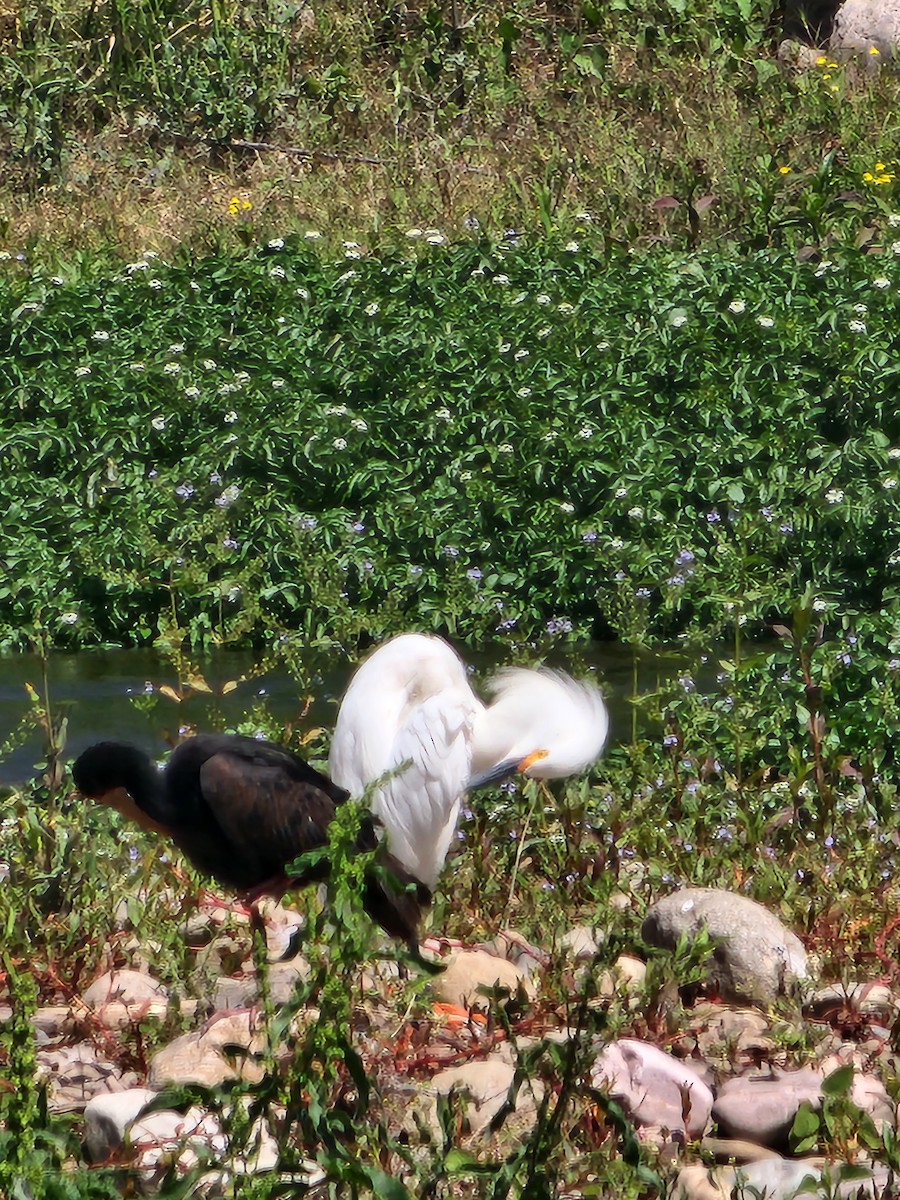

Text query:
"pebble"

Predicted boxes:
[[675, 1156, 890, 1200], [81, 968, 168, 1010], [37, 1043, 139, 1113], [148, 1011, 269, 1088], [83, 1087, 158, 1161], [642, 888, 808, 1005], [432, 949, 532, 1012], [712, 1069, 823, 1147], [591, 1038, 713, 1139], [419, 1055, 543, 1140]]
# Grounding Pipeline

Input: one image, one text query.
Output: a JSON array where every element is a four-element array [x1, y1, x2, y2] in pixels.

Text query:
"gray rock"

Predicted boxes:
[[84, 1087, 158, 1162], [560, 925, 603, 960], [128, 1104, 279, 1189], [416, 1055, 544, 1141], [213, 959, 310, 1010], [642, 888, 808, 1006], [675, 1157, 890, 1199], [81, 969, 168, 1010], [148, 1011, 268, 1088], [712, 1069, 823, 1146], [699, 1136, 782, 1163], [807, 981, 900, 1021], [37, 1043, 139, 1113], [694, 1004, 773, 1060], [432, 950, 532, 1012], [830, 1, 900, 59], [591, 1038, 713, 1139]]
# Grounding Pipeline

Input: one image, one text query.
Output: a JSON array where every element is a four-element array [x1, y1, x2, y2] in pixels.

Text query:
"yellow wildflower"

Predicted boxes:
[[823, 72, 831, 80], [778, 165, 790, 175], [869, 46, 880, 55], [816, 55, 827, 65], [863, 172, 875, 183], [876, 162, 886, 171]]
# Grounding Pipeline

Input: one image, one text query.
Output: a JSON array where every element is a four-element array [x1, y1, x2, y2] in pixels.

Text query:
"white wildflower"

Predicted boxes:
[[267, 238, 285, 250], [202, 359, 217, 370], [435, 407, 452, 421], [559, 501, 575, 513], [874, 277, 891, 288], [60, 612, 79, 625], [628, 506, 644, 518], [333, 437, 348, 450], [517, 387, 532, 397], [825, 487, 844, 503], [272, 379, 285, 388], [536, 294, 551, 305], [168, 342, 185, 354], [848, 319, 867, 333], [92, 330, 110, 341], [889, 448, 900, 460], [727, 299, 746, 314], [304, 230, 322, 240], [184, 386, 200, 398], [426, 232, 446, 245], [405, 228, 423, 239], [812, 598, 828, 611], [151, 416, 166, 431], [564, 240, 579, 252], [853, 302, 868, 315], [498, 443, 514, 454], [884, 478, 898, 489], [164, 362, 181, 374], [758, 315, 775, 327], [351, 418, 368, 431], [493, 274, 510, 286], [557, 302, 575, 313], [224, 410, 238, 423], [337, 270, 357, 284], [74, 365, 91, 378], [148, 278, 163, 289], [364, 301, 379, 316], [296, 287, 310, 300], [269, 265, 286, 278], [328, 404, 348, 416]]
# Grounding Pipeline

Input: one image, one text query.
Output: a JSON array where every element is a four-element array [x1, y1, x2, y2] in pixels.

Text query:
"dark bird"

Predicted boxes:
[[71, 734, 430, 948]]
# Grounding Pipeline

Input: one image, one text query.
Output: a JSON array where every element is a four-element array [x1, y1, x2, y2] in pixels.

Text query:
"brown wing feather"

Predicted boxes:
[[196, 752, 339, 886]]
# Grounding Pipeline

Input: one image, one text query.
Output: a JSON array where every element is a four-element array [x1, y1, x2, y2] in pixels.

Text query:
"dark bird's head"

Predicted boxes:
[[72, 742, 170, 833]]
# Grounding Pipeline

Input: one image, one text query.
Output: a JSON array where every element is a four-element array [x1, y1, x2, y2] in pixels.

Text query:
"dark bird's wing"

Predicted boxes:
[[172, 745, 342, 889]]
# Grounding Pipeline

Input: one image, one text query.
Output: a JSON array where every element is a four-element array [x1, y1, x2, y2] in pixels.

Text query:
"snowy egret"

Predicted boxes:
[[328, 633, 609, 892], [71, 734, 428, 946]]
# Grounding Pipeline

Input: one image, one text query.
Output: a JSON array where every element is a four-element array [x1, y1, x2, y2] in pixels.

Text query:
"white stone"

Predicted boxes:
[[84, 1088, 158, 1161], [591, 1038, 713, 1138]]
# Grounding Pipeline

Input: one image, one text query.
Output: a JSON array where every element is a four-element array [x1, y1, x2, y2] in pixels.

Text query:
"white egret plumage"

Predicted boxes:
[[328, 633, 609, 898]]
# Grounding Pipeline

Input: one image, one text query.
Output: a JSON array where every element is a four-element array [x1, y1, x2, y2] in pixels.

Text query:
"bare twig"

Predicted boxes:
[[228, 140, 388, 166]]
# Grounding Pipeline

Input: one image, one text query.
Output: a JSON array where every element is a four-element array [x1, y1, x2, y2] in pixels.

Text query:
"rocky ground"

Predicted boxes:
[[5, 885, 900, 1198]]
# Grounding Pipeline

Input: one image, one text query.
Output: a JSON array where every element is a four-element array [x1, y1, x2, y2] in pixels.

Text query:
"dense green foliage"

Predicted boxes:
[[3, 237, 900, 655]]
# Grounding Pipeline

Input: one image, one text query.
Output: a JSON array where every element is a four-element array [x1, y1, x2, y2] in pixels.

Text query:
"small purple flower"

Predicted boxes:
[[706, 510, 721, 524], [761, 506, 774, 522], [780, 521, 794, 535], [889, 658, 900, 670], [715, 827, 732, 841], [498, 617, 517, 630], [836, 652, 852, 666], [500, 780, 518, 794], [209, 471, 221, 483], [148, 469, 158, 479], [295, 515, 317, 531], [350, 521, 365, 534], [635, 587, 651, 599], [223, 536, 239, 550], [175, 482, 194, 499], [667, 573, 685, 587], [824, 835, 835, 849], [663, 733, 678, 748], [466, 567, 483, 581], [582, 530, 598, 543], [128, 846, 139, 862], [442, 545, 459, 558], [678, 675, 695, 693], [361, 560, 374, 573], [409, 564, 423, 577], [541, 881, 555, 891], [461, 807, 474, 822], [503, 228, 521, 243], [675, 548, 694, 566]]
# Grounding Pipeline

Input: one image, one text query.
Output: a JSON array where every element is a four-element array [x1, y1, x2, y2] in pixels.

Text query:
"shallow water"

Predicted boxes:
[[0, 641, 684, 786]]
